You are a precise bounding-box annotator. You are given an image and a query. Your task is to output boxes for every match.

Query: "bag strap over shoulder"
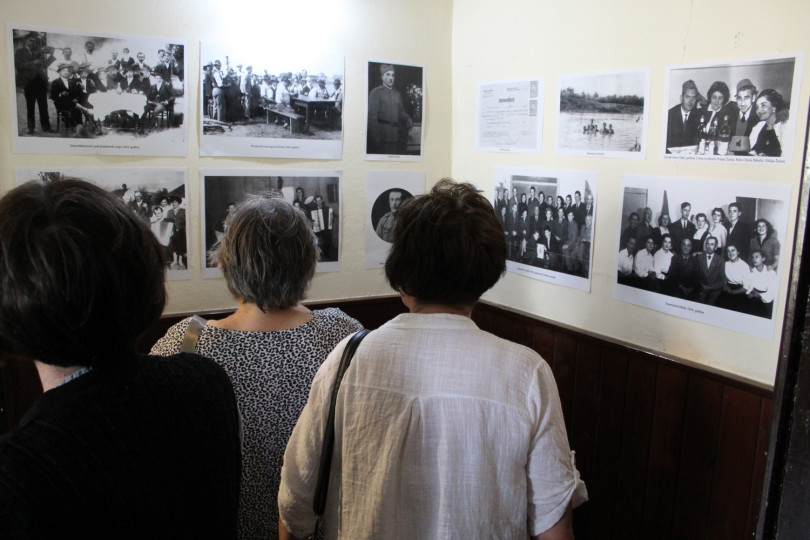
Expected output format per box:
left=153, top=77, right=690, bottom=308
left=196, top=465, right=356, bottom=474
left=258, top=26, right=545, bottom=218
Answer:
left=313, top=329, right=371, bottom=516
left=180, top=315, right=208, bottom=353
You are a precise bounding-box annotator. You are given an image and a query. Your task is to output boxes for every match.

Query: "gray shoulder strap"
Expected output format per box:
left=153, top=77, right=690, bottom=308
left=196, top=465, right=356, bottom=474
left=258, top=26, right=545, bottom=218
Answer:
left=180, top=315, right=208, bottom=353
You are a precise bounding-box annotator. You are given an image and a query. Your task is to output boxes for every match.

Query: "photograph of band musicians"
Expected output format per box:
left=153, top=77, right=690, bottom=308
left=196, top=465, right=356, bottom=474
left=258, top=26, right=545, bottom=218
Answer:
left=200, top=43, right=343, bottom=138
left=18, top=169, right=189, bottom=277
left=663, top=55, right=797, bottom=159
left=12, top=28, right=184, bottom=137
left=617, top=186, right=786, bottom=319
left=203, top=173, right=340, bottom=265
left=494, top=179, right=595, bottom=278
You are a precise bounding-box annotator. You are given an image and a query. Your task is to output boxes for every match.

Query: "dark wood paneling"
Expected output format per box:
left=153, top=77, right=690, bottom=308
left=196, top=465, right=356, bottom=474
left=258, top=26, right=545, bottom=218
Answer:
left=612, top=353, right=658, bottom=539
left=582, top=347, right=629, bottom=537
left=708, top=386, right=764, bottom=539
left=553, top=332, right=578, bottom=429
left=640, top=365, right=688, bottom=536
left=671, top=375, right=724, bottom=538
left=0, top=296, right=773, bottom=539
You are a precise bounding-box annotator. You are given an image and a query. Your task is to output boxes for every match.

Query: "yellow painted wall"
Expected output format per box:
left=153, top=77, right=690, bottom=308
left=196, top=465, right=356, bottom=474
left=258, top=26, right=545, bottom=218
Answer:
left=452, top=0, right=810, bottom=385
left=0, top=0, right=453, bottom=313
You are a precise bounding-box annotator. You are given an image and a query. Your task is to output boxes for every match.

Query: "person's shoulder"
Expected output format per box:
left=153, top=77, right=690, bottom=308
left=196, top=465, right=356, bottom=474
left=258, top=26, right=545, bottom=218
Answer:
left=312, top=308, right=364, bottom=331
left=142, top=351, right=230, bottom=386
left=148, top=317, right=193, bottom=356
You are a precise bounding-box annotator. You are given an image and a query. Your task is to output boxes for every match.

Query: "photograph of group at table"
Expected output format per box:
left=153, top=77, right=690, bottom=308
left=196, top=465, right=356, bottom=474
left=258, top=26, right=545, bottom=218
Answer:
left=201, top=57, right=343, bottom=135
left=662, top=54, right=800, bottom=163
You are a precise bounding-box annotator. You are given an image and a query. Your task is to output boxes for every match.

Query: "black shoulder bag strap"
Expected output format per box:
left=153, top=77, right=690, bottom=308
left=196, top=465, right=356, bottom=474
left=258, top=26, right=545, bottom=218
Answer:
left=180, top=315, right=208, bottom=353
left=312, top=328, right=371, bottom=519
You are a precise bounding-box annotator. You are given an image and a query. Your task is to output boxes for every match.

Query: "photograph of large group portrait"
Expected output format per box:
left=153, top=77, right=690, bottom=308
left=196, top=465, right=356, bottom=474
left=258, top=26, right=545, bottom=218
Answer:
left=614, top=175, right=791, bottom=339
left=199, top=41, right=343, bottom=159
left=493, top=167, right=598, bottom=292
left=9, top=25, right=187, bottom=156
left=662, top=53, right=802, bottom=164
left=201, top=171, right=342, bottom=278
left=555, top=68, right=650, bottom=159
left=15, top=167, right=190, bottom=281
left=365, top=60, right=424, bottom=161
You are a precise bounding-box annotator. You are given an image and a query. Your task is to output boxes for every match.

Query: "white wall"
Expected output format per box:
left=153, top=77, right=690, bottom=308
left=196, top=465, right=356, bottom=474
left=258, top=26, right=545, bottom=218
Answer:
left=3, top=0, right=808, bottom=386
left=0, top=0, right=453, bottom=313
left=451, top=0, right=810, bottom=385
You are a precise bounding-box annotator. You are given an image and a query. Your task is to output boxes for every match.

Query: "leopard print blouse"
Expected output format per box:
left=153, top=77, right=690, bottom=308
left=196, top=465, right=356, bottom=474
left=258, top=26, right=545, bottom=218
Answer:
left=150, top=308, right=363, bottom=539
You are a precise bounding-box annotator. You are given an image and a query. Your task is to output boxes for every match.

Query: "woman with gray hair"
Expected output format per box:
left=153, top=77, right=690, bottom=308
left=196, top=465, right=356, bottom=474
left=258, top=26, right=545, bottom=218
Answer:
left=151, top=194, right=362, bottom=539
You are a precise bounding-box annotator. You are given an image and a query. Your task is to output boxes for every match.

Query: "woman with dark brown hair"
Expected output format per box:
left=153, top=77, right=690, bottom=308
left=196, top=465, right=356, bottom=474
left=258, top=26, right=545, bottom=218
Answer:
left=280, top=179, right=586, bottom=540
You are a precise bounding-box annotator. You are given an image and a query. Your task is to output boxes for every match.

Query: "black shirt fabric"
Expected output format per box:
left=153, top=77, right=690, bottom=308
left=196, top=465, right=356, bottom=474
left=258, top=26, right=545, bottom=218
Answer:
left=0, top=353, right=241, bottom=539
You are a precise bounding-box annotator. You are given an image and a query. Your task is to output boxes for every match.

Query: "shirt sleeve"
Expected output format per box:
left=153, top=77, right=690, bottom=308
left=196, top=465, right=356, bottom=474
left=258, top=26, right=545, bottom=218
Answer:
left=526, top=360, right=588, bottom=536
left=148, top=318, right=190, bottom=356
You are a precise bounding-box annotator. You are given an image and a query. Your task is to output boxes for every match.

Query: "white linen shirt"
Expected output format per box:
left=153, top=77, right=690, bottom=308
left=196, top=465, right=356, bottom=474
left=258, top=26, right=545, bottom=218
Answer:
left=279, top=313, right=587, bottom=539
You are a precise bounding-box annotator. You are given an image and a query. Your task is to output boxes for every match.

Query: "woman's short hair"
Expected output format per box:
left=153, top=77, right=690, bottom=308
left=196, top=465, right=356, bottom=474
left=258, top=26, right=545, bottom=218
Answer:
left=754, top=217, right=773, bottom=236
left=707, top=81, right=730, bottom=104
left=385, top=179, right=507, bottom=309
left=0, top=178, right=166, bottom=367
left=210, top=194, right=317, bottom=311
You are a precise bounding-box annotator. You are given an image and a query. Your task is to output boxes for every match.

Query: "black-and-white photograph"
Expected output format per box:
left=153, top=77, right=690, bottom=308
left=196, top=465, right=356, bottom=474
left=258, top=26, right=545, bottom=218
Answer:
left=614, top=175, right=791, bottom=339
left=201, top=170, right=342, bottom=277
left=493, top=167, right=597, bottom=292
left=200, top=41, right=343, bottom=159
left=365, top=170, right=425, bottom=269
left=555, top=68, right=650, bottom=158
left=662, top=53, right=802, bottom=164
left=365, top=60, right=424, bottom=162
left=9, top=25, right=186, bottom=156
left=15, top=167, right=190, bottom=280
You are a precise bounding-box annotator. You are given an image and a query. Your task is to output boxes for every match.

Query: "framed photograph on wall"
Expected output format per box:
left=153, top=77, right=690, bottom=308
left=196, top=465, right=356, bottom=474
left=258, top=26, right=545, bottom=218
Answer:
left=200, top=41, right=343, bottom=159
left=365, top=170, right=425, bottom=269
left=200, top=170, right=342, bottom=277
left=8, top=24, right=187, bottom=156
left=555, top=68, right=650, bottom=159
left=365, top=59, right=424, bottom=161
left=614, top=174, right=791, bottom=339
left=493, top=166, right=598, bottom=292
left=15, top=167, right=190, bottom=281
left=661, top=53, right=803, bottom=164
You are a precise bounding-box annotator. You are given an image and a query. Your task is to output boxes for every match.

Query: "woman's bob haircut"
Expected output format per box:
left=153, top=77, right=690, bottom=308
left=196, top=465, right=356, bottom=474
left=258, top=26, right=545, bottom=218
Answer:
left=385, top=178, right=507, bottom=309
left=210, top=194, right=318, bottom=311
left=0, top=178, right=166, bottom=367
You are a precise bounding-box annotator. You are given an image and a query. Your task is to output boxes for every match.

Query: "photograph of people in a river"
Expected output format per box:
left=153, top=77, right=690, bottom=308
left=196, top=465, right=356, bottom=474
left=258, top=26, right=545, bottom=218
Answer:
left=555, top=68, right=650, bottom=159
left=661, top=54, right=801, bottom=165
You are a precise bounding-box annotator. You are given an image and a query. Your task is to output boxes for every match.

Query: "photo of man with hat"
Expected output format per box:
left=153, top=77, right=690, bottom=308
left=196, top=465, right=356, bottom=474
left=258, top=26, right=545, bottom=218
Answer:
left=367, top=62, right=414, bottom=155
left=15, top=32, right=56, bottom=134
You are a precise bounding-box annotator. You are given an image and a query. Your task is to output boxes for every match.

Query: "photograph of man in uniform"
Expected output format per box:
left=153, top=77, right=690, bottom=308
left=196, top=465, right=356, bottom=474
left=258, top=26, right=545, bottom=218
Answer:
left=366, top=60, right=423, bottom=159
left=373, top=188, right=412, bottom=243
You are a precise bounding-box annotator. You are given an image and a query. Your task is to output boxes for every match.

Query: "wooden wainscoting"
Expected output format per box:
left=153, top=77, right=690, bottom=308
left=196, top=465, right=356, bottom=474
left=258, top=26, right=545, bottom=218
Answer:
left=0, top=296, right=769, bottom=538
left=471, top=300, right=772, bottom=540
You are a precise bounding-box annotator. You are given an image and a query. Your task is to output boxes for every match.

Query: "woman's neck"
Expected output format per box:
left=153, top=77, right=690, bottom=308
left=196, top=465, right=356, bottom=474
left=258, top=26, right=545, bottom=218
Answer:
left=210, top=301, right=313, bottom=332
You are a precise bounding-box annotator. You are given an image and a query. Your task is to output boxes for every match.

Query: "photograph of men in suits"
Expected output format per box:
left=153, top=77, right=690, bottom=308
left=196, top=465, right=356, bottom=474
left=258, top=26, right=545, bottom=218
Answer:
left=697, top=237, right=725, bottom=305
left=669, top=202, right=696, bottom=255
left=15, top=32, right=56, bottom=135
left=665, top=79, right=701, bottom=152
